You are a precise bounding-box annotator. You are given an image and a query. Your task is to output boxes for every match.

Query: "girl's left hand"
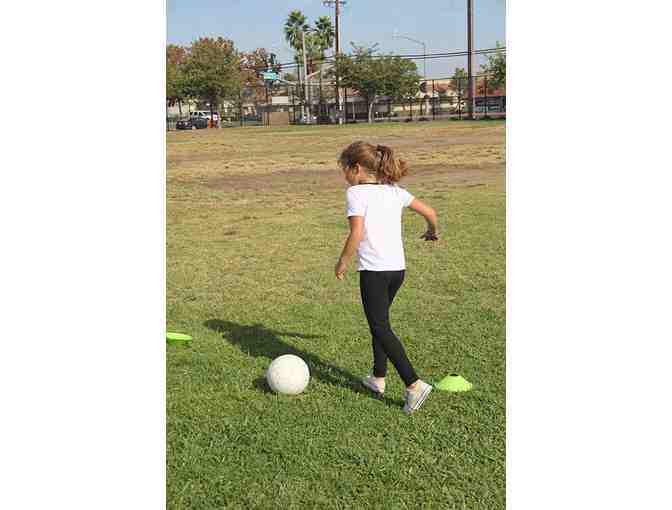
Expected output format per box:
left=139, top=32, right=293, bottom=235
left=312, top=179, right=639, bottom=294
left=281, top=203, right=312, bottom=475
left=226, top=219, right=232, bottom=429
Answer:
left=335, top=260, right=347, bottom=280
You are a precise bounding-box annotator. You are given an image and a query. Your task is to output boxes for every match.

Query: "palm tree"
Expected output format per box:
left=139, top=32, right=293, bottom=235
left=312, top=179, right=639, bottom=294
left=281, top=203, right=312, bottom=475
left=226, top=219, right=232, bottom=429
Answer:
left=284, top=10, right=309, bottom=56
left=284, top=12, right=334, bottom=73
left=284, top=10, right=310, bottom=97
left=314, top=16, right=335, bottom=56
left=284, top=12, right=335, bottom=119
left=311, top=16, right=335, bottom=117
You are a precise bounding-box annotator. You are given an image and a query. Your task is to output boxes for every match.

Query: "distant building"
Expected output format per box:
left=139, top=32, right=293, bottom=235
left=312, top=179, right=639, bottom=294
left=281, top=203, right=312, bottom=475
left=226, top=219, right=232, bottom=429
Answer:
left=226, top=77, right=505, bottom=124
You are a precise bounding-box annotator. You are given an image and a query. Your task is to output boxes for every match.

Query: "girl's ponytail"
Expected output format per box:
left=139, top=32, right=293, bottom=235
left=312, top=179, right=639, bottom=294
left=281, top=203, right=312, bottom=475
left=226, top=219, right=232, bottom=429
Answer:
left=338, top=141, right=408, bottom=183
left=375, top=145, right=408, bottom=184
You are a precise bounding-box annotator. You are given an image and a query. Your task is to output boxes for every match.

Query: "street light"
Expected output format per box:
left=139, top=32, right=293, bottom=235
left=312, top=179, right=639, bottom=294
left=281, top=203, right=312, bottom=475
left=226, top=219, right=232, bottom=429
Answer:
left=301, top=29, right=311, bottom=123
left=350, top=41, right=379, bottom=52
left=392, top=31, right=427, bottom=79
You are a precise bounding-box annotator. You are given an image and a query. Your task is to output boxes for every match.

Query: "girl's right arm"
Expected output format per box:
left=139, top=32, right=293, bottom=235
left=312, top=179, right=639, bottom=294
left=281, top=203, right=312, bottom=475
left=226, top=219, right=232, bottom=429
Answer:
left=408, top=198, right=438, bottom=241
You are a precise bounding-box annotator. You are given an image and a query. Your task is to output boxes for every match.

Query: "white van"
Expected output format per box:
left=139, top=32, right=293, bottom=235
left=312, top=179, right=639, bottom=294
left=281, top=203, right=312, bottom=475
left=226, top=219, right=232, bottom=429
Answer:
left=190, top=110, right=220, bottom=122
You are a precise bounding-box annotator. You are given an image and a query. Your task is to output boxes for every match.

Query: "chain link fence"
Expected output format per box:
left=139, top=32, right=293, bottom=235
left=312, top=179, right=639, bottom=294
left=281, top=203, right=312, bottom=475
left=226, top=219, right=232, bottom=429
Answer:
left=167, top=75, right=505, bottom=130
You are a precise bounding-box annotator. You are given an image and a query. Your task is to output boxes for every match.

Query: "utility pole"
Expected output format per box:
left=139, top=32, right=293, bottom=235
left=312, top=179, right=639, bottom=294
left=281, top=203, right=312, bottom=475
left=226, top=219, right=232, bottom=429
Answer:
left=324, top=0, right=346, bottom=124
left=467, top=0, right=475, bottom=119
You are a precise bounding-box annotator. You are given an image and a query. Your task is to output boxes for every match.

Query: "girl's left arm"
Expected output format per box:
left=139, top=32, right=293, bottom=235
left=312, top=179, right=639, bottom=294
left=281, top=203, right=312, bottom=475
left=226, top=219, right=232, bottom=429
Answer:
left=335, top=216, right=364, bottom=280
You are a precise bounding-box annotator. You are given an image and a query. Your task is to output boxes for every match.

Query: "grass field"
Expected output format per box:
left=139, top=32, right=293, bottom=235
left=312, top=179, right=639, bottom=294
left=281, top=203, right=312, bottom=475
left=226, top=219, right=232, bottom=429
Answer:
left=167, top=120, right=506, bottom=509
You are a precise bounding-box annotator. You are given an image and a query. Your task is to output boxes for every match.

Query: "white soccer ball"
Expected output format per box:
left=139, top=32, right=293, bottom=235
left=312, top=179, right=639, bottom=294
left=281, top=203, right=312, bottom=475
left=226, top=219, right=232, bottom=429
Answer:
left=266, top=354, right=310, bottom=395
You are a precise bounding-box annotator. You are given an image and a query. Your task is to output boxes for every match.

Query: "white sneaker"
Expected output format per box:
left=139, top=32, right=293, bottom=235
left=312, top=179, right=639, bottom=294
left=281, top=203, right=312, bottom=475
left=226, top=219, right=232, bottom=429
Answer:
left=362, top=375, right=385, bottom=395
left=403, top=380, right=433, bottom=415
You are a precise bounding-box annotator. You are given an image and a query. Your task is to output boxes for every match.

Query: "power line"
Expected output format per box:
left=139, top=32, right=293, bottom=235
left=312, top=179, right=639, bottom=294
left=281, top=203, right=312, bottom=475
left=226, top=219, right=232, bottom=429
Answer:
left=244, top=46, right=505, bottom=72
left=372, top=47, right=504, bottom=59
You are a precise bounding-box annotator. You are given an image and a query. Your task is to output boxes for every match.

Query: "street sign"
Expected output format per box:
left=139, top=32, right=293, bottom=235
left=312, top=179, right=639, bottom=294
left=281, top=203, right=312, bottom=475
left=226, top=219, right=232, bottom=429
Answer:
left=262, top=71, right=279, bottom=82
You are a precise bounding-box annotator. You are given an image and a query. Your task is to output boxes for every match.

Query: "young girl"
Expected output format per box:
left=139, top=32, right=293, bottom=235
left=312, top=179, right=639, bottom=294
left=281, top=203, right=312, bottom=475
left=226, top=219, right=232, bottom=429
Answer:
left=335, top=141, right=438, bottom=415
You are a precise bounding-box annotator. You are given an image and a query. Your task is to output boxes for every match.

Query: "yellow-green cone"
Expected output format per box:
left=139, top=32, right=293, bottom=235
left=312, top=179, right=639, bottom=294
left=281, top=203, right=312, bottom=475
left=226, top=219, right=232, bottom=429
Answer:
left=435, top=373, right=473, bottom=392
left=167, top=332, right=192, bottom=345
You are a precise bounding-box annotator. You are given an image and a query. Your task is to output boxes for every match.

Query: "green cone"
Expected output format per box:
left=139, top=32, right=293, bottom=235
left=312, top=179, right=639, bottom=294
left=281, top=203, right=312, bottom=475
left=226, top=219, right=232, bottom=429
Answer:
left=434, top=373, right=473, bottom=392
left=167, top=332, right=192, bottom=345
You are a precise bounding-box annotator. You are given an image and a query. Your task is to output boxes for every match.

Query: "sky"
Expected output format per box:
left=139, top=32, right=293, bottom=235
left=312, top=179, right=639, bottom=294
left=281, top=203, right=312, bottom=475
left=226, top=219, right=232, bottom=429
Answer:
left=167, top=0, right=505, bottom=78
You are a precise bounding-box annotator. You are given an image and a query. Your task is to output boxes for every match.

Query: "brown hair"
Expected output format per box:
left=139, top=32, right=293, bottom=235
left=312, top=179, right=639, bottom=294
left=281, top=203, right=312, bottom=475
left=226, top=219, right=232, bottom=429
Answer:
left=338, top=141, right=408, bottom=184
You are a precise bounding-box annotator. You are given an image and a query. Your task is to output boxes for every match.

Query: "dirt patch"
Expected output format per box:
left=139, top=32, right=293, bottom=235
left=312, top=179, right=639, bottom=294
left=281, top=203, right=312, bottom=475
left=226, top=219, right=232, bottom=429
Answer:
left=167, top=125, right=505, bottom=174
left=382, top=133, right=505, bottom=150
left=406, top=162, right=504, bottom=186
left=203, top=163, right=504, bottom=194
left=204, top=167, right=343, bottom=193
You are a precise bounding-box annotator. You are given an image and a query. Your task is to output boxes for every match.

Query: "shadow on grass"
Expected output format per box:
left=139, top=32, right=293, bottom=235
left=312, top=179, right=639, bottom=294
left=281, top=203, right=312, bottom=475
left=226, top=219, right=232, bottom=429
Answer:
left=204, top=319, right=403, bottom=408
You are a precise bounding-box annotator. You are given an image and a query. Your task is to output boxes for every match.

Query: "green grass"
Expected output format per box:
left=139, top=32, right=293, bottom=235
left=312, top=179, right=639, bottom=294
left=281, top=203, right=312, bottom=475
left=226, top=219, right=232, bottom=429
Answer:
left=167, top=120, right=505, bottom=509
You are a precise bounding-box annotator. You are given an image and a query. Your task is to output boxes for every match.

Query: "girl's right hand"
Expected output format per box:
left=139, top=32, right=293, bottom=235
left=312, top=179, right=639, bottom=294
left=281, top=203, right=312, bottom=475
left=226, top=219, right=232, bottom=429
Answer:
left=420, top=230, right=438, bottom=241
left=335, top=259, right=348, bottom=280
left=408, top=199, right=438, bottom=242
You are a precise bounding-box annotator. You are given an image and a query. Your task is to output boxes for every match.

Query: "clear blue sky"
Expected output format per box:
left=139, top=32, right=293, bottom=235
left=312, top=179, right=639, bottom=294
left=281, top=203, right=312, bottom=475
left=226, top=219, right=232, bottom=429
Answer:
left=167, top=0, right=505, bottom=78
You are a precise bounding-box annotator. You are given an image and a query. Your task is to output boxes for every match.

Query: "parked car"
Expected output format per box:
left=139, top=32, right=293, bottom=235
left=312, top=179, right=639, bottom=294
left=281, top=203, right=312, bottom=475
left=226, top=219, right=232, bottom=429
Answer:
left=297, top=114, right=318, bottom=124
left=176, top=117, right=208, bottom=130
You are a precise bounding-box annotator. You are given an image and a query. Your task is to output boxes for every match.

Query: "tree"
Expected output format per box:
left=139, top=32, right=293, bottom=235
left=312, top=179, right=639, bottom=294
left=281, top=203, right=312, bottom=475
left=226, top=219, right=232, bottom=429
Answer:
left=166, top=44, right=188, bottom=116
left=284, top=10, right=309, bottom=52
left=284, top=10, right=310, bottom=75
left=449, top=67, right=468, bottom=98
left=336, top=44, right=420, bottom=123
left=314, top=16, right=335, bottom=54
left=240, top=48, right=282, bottom=104
left=284, top=11, right=334, bottom=76
left=480, top=41, right=506, bottom=92
left=311, top=16, right=335, bottom=113
left=181, top=37, right=241, bottom=122
left=284, top=11, right=336, bottom=119
left=240, top=48, right=281, bottom=80
left=240, top=48, right=269, bottom=85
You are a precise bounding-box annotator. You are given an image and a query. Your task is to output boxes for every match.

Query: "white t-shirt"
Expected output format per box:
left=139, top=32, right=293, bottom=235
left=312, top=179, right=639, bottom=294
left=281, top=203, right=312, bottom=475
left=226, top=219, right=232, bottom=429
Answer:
left=346, top=184, right=415, bottom=271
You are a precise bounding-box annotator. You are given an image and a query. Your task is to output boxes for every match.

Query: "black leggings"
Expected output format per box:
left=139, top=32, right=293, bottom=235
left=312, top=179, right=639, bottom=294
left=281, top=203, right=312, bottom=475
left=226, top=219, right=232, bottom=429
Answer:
left=359, top=270, right=419, bottom=387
